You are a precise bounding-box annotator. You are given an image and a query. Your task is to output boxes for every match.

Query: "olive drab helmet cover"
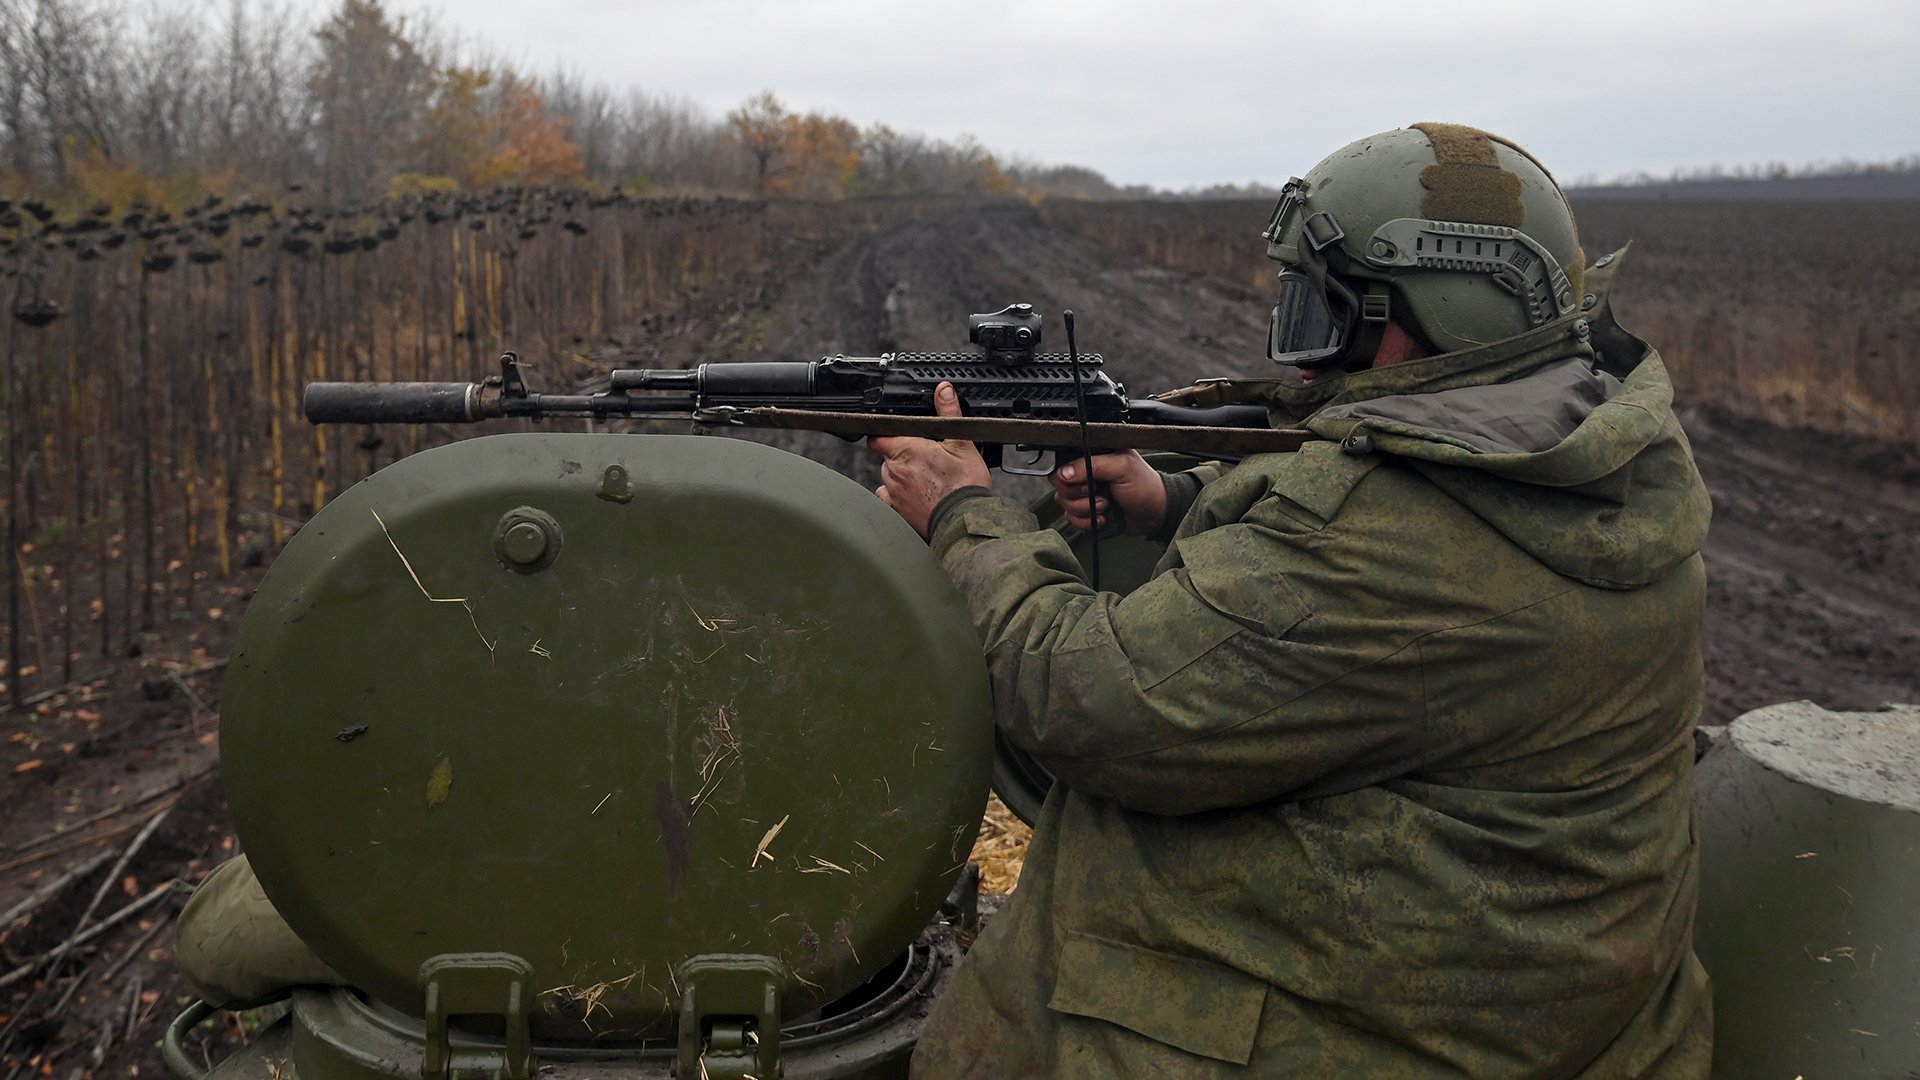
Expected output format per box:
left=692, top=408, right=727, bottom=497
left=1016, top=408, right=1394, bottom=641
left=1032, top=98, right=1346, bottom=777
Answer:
left=1261, top=122, right=1585, bottom=370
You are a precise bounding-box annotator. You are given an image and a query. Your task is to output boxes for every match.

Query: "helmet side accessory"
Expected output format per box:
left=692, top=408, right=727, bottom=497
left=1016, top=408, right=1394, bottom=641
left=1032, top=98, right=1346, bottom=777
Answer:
left=1363, top=219, right=1577, bottom=330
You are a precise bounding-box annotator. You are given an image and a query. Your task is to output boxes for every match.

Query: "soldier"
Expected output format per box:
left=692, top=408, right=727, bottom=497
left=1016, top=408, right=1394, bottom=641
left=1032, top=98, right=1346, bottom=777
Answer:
left=869, top=124, right=1713, bottom=1076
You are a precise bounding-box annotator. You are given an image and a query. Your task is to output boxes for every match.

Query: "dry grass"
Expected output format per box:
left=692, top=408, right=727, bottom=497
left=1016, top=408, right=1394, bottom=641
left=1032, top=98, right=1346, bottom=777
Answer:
left=969, top=794, right=1031, bottom=895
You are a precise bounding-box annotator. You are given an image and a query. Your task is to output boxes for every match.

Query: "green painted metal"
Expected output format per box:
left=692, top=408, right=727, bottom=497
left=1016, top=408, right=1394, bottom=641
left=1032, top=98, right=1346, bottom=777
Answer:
left=220, top=434, right=994, bottom=1044
left=199, top=925, right=962, bottom=1080
left=1694, top=701, right=1920, bottom=1078
left=162, top=1000, right=217, bottom=1080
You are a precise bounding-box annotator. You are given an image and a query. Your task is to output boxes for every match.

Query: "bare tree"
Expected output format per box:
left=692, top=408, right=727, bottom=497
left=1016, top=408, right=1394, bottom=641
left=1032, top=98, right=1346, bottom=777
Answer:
left=542, top=67, right=619, bottom=181
left=119, top=5, right=206, bottom=176
left=858, top=123, right=925, bottom=196
left=614, top=89, right=734, bottom=193
left=1003, top=161, right=1121, bottom=199
left=308, top=0, right=432, bottom=201
left=11, top=0, right=122, bottom=181
left=208, top=0, right=316, bottom=188
left=0, top=0, right=32, bottom=178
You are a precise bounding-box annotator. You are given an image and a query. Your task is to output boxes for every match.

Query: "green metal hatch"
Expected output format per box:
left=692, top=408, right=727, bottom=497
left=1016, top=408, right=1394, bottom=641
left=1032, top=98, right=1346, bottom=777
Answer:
left=220, top=433, right=994, bottom=1040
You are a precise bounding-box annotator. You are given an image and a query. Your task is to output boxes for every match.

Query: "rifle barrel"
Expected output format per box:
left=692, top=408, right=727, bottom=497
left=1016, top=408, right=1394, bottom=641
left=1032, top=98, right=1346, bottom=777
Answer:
left=304, top=382, right=480, bottom=424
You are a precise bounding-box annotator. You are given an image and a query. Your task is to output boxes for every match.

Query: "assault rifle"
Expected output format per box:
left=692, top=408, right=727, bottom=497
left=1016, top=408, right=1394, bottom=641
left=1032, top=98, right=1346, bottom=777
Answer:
left=303, top=304, right=1311, bottom=472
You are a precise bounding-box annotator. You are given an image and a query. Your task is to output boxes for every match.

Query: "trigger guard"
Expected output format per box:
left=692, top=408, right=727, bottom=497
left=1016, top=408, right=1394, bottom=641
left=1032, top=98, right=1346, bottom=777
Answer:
left=999, top=447, right=1056, bottom=477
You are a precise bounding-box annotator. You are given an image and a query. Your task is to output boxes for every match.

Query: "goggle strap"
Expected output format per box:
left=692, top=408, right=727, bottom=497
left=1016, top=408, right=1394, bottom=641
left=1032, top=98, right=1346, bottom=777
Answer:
left=1361, top=284, right=1391, bottom=323
left=1341, top=306, right=1390, bottom=374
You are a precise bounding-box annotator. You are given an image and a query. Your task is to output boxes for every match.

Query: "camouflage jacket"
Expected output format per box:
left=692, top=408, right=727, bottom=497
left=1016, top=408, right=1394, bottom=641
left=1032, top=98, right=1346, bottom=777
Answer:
left=911, top=313, right=1714, bottom=1077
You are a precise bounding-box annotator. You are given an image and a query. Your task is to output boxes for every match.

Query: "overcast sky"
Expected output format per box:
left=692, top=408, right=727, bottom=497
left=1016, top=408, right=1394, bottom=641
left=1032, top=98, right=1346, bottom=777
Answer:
left=290, top=0, right=1917, bottom=189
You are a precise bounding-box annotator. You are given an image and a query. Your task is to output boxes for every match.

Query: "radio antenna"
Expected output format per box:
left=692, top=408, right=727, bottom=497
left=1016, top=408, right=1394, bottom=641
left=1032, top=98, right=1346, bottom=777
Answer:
left=1063, top=310, right=1100, bottom=590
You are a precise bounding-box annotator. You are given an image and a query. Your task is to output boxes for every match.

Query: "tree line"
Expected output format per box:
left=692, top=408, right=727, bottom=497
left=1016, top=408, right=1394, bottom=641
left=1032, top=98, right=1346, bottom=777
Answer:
left=0, top=0, right=1161, bottom=211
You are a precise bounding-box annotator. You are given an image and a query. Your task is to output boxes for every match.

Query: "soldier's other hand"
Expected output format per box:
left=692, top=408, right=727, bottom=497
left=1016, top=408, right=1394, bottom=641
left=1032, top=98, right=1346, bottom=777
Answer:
left=868, top=382, right=991, bottom=539
left=1050, top=451, right=1167, bottom=537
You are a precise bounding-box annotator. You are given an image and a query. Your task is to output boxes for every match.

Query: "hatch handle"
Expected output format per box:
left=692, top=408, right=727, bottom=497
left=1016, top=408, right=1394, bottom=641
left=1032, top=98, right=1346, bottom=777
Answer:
left=676, top=954, right=784, bottom=1080
left=161, top=1000, right=217, bottom=1080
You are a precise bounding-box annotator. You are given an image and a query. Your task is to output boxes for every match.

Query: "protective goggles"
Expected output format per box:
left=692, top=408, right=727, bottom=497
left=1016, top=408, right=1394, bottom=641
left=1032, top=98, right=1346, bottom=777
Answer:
left=1267, top=268, right=1361, bottom=368
left=1263, top=177, right=1368, bottom=369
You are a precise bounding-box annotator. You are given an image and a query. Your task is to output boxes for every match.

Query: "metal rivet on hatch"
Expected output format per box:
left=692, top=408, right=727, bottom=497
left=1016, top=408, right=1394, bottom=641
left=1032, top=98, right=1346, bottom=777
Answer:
left=494, top=507, right=562, bottom=572
left=503, top=521, right=548, bottom=565
left=597, top=464, right=634, bottom=504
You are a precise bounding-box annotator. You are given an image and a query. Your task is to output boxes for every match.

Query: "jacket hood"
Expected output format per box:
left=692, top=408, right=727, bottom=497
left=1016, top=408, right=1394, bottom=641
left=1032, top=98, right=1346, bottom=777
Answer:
left=1321, top=348, right=1707, bottom=588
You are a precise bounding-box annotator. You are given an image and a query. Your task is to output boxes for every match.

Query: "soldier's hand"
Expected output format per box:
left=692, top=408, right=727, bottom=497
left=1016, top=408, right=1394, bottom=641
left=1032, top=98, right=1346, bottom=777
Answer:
left=1050, top=451, right=1167, bottom=537
left=868, top=382, right=991, bottom=539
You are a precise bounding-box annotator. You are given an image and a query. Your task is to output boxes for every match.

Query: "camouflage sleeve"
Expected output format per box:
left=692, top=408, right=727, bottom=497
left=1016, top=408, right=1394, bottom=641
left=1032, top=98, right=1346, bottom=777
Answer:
left=175, top=854, right=349, bottom=1008
left=1147, top=462, right=1229, bottom=543
left=930, top=494, right=1429, bottom=816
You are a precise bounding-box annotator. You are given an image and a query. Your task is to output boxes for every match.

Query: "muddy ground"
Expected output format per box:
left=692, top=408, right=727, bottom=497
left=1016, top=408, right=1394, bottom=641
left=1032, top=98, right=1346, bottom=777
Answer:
left=3, top=201, right=1915, bottom=1080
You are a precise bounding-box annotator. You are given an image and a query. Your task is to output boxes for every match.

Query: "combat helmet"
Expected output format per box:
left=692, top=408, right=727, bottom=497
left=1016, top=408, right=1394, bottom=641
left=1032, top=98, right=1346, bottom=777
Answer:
left=1260, top=123, right=1584, bottom=370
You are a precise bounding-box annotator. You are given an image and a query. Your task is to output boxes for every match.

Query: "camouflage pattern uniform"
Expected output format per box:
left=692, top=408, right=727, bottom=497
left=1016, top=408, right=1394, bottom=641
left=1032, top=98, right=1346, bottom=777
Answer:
left=910, top=311, right=1714, bottom=1076
left=175, top=854, right=347, bottom=1009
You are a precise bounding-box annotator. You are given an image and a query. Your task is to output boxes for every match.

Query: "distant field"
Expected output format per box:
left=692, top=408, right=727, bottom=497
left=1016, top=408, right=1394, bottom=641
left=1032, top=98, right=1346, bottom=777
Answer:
left=1567, top=171, right=1920, bottom=201
left=1577, top=199, right=1919, bottom=438
left=1038, top=197, right=1920, bottom=442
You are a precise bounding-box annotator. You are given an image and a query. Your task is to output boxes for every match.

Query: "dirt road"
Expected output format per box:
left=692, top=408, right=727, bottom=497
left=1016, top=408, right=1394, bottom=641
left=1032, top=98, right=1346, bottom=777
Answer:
left=3, top=201, right=1913, bottom=1080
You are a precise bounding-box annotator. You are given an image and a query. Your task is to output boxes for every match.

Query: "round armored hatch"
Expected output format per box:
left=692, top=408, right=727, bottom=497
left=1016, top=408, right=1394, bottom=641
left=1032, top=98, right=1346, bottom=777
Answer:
left=222, top=434, right=993, bottom=1038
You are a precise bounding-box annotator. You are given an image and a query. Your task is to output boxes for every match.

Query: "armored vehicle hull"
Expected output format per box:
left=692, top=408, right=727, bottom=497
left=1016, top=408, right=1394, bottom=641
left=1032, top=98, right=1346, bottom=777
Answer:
left=1694, top=701, right=1920, bottom=1079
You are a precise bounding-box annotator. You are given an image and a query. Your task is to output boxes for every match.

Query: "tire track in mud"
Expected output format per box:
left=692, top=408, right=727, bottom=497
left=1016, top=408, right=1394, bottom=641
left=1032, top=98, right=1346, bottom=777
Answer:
left=636, top=203, right=1920, bottom=724
left=1686, top=410, right=1920, bottom=723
